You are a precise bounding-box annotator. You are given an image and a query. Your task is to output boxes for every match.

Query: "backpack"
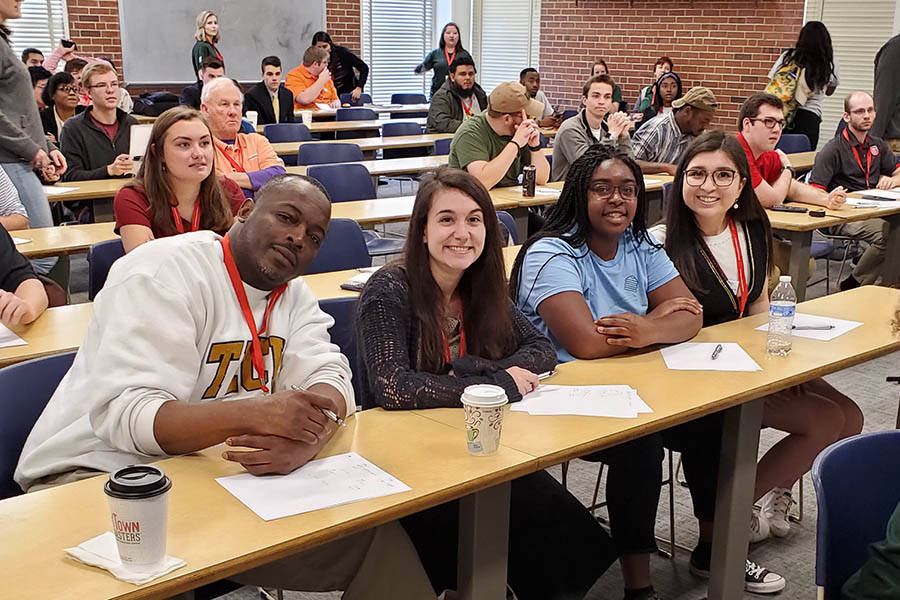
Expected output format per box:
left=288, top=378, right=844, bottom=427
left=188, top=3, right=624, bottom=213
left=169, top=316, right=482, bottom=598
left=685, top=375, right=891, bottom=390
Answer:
left=764, top=61, right=803, bottom=126
left=132, top=92, right=179, bottom=117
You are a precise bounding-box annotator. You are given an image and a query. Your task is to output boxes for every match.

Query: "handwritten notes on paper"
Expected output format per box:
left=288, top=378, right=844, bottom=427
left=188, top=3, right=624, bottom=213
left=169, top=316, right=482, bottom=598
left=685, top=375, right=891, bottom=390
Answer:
left=512, top=384, right=651, bottom=418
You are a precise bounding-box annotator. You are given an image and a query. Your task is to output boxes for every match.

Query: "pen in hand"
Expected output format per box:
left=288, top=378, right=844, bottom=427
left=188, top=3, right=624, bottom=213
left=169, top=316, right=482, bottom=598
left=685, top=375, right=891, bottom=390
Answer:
left=538, top=370, right=555, bottom=381
left=710, top=344, right=723, bottom=360
left=291, top=384, right=347, bottom=427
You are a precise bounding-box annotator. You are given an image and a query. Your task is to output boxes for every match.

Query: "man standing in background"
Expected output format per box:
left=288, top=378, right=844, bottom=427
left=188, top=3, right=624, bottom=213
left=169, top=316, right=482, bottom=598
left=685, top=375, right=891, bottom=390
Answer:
left=872, top=33, right=900, bottom=152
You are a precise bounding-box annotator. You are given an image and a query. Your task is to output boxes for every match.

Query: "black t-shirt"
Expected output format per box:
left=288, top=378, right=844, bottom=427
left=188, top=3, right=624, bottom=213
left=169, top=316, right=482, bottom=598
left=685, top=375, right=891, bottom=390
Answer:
left=809, top=131, right=900, bottom=192
left=0, top=224, right=37, bottom=293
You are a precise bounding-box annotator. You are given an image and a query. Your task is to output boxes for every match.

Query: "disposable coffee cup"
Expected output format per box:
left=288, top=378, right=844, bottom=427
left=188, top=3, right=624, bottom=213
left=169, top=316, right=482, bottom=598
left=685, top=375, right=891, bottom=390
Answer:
left=300, top=110, right=313, bottom=126
left=104, top=465, right=172, bottom=571
left=460, top=384, right=508, bottom=456
left=245, top=110, right=258, bottom=129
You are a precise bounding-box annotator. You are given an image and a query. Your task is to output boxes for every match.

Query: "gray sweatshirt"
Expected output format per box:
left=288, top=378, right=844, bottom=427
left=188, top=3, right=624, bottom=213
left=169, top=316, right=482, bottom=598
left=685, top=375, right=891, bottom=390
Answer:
left=551, top=109, right=632, bottom=181
left=873, top=34, right=900, bottom=140
left=0, top=27, right=52, bottom=164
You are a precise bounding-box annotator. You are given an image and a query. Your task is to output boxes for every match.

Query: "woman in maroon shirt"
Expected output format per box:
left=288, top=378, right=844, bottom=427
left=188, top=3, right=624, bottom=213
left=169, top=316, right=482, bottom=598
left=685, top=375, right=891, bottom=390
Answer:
left=114, top=106, right=247, bottom=252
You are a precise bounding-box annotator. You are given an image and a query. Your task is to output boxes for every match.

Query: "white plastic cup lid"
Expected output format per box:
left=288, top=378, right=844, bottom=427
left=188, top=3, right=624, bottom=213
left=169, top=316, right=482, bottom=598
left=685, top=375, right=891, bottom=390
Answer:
left=461, top=384, right=508, bottom=407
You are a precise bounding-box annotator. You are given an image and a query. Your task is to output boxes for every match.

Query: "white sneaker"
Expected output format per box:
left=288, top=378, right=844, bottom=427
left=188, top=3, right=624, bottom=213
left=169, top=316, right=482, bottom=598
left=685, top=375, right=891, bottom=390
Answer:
left=762, top=487, right=794, bottom=538
left=750, top=505, right=771, bottom=543
left=745, top=559, right=786, bottom=594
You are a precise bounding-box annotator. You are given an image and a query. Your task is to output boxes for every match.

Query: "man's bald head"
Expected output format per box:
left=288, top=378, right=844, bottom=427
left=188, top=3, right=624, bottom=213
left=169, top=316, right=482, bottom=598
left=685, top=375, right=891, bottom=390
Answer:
left=843, top=91, right=876, bottom=135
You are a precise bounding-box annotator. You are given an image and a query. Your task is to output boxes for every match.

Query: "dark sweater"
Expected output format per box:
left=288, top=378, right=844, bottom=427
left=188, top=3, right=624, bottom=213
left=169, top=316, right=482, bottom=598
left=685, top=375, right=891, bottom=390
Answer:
left=179, top=80, right=202, bottom=110
left=425, top=78, right=488, bottom=134
left=59, top=107, right=137, bottom=181
left=329, top=45, right=369, bottom=96
left=356, top=263, right=557, bottom=410
left=873, top=34, right=900, bottom=139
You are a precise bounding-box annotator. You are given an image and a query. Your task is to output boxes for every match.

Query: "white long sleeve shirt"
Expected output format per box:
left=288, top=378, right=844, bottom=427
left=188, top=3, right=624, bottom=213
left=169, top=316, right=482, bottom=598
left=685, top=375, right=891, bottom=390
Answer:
left=15, top=231, right=354, bottom=491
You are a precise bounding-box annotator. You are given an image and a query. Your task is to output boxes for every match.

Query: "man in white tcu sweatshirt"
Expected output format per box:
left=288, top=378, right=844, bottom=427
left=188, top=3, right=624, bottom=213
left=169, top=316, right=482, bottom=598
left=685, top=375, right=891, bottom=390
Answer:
left=15, top=174, right=436, bottom=599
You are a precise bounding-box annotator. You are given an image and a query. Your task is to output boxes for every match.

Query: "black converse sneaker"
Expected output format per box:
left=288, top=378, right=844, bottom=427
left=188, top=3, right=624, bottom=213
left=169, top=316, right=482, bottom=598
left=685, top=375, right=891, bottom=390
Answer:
left=745, top=559, right=786, bottom=594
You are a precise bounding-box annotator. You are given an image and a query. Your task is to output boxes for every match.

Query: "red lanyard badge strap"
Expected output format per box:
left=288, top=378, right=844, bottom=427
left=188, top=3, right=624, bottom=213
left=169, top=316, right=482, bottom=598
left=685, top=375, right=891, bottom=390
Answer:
left=170, top=200, right=201, bottom=235
left=728, top=220, right=749, bottom=317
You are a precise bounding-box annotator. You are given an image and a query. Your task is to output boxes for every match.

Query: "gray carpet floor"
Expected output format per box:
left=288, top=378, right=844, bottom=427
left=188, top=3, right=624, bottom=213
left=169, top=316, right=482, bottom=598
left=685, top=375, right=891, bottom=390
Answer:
left=66, top=179, right=899, bottom=599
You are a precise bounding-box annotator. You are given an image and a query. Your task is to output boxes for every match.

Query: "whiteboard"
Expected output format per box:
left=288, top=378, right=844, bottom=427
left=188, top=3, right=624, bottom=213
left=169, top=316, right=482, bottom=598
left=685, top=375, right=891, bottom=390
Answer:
left=118, top=0, right=326, bottom=84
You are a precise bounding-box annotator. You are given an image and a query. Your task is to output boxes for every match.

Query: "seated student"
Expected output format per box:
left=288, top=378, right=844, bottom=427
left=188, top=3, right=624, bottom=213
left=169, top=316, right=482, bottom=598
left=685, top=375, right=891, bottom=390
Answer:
left=286, top=46, right=340, bottom=110
left=591, top=59, right=623, bottom=112
left=656, top=130, right=862, bottom=546
left=632, top=87, right=718, bottom=174
left=425, top=55, right=487, bottom=134
left=43, top=42, right=133, bottom=113
left=0, top=223, right=48, bottom=326
left=114, top=106, right=247, bottom=252
left=356, top=166, right=615, bottom=599
left=243, top=56, right=295, bottom=126
left=15, top=174, right=436, bottom=600
left=0, top=167, right=28, bottom=231
left=21, top=47, right=43, bottom=67
left=29, top=66, right=51, bottom=110
left=635, top=56, right=673, bottom=113
left=520, top=68, right=561, bottom=128
left=809, top=91, right=896, bottom=289
left=39, top=72, right=80, bottom=143
left=60, top=62, right=138, bottom=181
left=510, top=144, right=785, bottom=596
left=552, top=74, right=633, bottom=181
left=200, top=77, right=286, bottom=199
left=448, top=81, right=549, bottom=190
left=62, top=58, right=91, bottom=107
left=180, top=56, right=225, bottom=110
left=638, top=72, right=682, bottom=126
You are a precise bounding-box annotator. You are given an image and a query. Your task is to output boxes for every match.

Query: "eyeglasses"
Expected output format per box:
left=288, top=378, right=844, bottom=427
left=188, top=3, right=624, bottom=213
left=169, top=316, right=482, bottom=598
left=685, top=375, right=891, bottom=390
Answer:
left=849, top=107, right=876, bottom=116
left=588, top=182, right=638, bottom=200
left=58, top=85, right=78, bottom=93
left=87, top=81, right=120, bottom=91
left=684, top=168, right=737, bottom=187
left=750, top=117, right=785, bottom=130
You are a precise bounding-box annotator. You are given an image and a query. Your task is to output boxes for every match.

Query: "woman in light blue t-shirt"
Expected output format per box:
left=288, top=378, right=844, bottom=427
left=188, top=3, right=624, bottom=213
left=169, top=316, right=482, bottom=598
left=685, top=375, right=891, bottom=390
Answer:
left=509, top=144, right=780, bottom=598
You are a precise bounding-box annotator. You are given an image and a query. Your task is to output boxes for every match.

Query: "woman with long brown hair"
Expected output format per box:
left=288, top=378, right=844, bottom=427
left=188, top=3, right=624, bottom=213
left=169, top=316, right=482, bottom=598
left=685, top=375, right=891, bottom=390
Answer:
left=113, top=106, right=246, bottom=252
left=356, top=166, right=615, bottom=599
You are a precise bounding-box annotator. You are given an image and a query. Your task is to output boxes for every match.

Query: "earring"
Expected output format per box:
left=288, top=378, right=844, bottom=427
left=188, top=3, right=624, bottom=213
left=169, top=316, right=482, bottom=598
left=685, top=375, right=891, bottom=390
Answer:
left=161, top=163, right=167, bottom=172
left=732, top=202, right=738, bottom=209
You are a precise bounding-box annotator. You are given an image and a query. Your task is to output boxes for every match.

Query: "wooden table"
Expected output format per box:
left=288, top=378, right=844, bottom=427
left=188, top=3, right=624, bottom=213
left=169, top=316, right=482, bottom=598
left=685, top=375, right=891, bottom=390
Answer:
left=767, top=198, right=900, bottom=301
left=329, top=194, right=521, bottom=227
left=258, top=118, right=428, bottom=134
left=0, top=303, right=93, bottom=368
left=11, top=223, right=117, bottom=259
left=787, top=151, right=816, bottom=170
left=302, top=104, right=431, bottom=118
left=271, top=133, right=454, bottom=157
left=44, top=180, right=126, bottom=204
left=416, top=286, right=900, bottom=599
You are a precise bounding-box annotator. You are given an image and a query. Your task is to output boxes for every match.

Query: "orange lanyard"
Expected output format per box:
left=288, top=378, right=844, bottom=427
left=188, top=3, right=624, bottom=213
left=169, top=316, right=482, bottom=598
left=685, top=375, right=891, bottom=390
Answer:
left=728, top=220, right=749, bottom=317
left=221, top=143, right=246, bottom=173
left=441, top=300, right=466, bottom=363
left=461, top=96, right=474, bottom=117
left=844, top=129, right=873, bottom=188
left=220, top=234, right=286, bottom=393
left=170, top=201, right=201, bottom=234
left=444, top=47, right=456, bottom=68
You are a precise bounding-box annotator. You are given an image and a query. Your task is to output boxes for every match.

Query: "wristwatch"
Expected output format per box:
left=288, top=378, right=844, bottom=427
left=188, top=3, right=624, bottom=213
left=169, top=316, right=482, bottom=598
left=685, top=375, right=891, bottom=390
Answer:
left=781, top=165, right=796, bottom=177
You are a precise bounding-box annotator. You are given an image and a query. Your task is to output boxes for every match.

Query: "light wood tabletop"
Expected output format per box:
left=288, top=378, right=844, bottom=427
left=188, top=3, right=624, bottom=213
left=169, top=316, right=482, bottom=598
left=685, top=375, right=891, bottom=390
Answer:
left=44, top=180, right=127, bottom=203
left=329, top=194, right=521, bottom=226
left=300, top=104, right=431, bottom=118
left=787, top=151, right=816, bottom=170
left=271, top=133, right=454, bottom=156
left=11, top=223, right=118, bottom=259
left=0, top=303, right=93, bottom=368
left=0, top=409, right=537, bottom=600
left=490, top=175, right=673, bottom=208
left=258, top=118, right=428, bottom=134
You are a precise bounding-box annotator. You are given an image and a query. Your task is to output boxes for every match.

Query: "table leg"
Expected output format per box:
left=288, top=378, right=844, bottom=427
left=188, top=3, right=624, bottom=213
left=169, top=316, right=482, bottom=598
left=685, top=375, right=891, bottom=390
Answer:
left=708, top=398, right=764, bottom=600
left=508, top=207, right=530, bottom=244
left=784, top=230, right=812, bottom=302
left=881, top=214, right=900, bottom=287
left=458, top=482, right=511, bottom=600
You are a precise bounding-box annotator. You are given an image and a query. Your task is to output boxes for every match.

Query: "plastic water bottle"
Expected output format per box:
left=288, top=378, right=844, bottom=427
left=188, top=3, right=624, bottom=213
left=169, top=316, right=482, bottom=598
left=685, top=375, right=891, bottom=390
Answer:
left=767, top=275, right=796, bottom=356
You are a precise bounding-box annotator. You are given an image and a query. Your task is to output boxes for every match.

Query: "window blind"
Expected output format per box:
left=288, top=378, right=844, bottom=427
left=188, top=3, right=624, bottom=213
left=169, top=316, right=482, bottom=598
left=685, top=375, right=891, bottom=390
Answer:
left=7, top=0, right=68, bottom=61
left=472, top=0, right=540, bottom=95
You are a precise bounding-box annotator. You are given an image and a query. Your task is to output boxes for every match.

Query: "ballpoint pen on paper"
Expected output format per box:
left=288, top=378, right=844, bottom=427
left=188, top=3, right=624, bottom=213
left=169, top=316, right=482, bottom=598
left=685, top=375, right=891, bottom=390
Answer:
left=538, top=370, right=556, bottom=380
left=710, top=344, right=723, bottom=360
left=291, top=385, right=347, bottom=427
left=793, top=325, right=835, bottom=330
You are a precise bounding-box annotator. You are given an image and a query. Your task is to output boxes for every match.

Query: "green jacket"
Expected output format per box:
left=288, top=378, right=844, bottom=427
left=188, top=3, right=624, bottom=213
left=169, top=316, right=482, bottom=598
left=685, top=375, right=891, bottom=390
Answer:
left=843, top=500, right=900, bottom=600
left=425, top=79, right=487, bottom=134
left=191, top=40, right=222, bottom=79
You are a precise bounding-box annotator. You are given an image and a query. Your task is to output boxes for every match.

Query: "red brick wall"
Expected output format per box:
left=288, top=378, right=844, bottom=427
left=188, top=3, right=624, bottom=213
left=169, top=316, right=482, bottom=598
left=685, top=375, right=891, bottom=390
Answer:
left=327, top=0, right=362, bottom=55
left=539, top=0, right=805, bottom=128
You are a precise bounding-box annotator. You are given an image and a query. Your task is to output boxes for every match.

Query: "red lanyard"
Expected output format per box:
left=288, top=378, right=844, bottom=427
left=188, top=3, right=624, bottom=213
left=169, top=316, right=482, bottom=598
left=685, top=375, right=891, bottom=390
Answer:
left=220, top=143, right=246, bottom=173
left=728, top=220, right=749, bottom=317
left=461, top=96, right=474, bottom=117
left=170, top=201, right=201, bottom=234
left=441, top=300, right=466, bottom=363
left=444, top=48, right=456, bottom=68
left=220, top=234, right=286, bottom=393
left=844, top=129, right=873, bottom=188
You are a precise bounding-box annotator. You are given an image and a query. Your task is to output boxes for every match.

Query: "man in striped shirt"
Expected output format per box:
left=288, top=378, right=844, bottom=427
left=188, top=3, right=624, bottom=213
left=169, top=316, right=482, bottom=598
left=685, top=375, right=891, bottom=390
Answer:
left=0, top=167, right=28, bottom=231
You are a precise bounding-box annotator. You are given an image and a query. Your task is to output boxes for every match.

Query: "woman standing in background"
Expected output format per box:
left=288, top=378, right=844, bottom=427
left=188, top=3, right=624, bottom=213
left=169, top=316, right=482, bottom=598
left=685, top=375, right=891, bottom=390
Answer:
left=312, top=31, right=370, bottom=103
left=416, top=22, right=472, bottom=99
left=191, top=10, right=223, bottom=79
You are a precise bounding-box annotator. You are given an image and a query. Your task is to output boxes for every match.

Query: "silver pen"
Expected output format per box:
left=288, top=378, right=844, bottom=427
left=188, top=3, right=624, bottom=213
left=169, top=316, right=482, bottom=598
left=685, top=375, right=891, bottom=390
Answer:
left=538, top=370, right=556, bottom=380
left=793, top=325, right=835, bottom=330
left=291, top=385, right=347, bottom=427
left=710, top=344, right=723, bottom=360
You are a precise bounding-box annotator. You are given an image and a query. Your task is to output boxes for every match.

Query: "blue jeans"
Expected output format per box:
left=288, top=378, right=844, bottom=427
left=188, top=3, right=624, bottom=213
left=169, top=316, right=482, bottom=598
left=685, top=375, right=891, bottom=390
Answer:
left=1, top=162, right=57, bottom=273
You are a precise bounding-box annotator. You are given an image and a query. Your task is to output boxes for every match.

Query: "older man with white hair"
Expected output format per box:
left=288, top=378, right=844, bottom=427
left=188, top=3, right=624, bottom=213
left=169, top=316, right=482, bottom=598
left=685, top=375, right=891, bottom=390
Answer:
left=200, top=77, right=285, bottom=198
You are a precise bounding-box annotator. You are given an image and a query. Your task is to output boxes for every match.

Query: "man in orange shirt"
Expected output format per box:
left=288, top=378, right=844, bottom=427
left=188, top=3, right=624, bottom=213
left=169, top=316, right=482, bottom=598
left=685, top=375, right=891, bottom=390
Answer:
left=200, top=77, right=286, bottom=198
left=286, top=46, right=340, bottom=110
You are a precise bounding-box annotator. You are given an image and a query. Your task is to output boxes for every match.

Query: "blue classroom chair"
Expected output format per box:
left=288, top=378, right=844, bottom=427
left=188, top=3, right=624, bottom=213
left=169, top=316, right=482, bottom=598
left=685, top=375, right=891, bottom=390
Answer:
left=775, top=133, right=812, bottom=154
left=339, top=92, right=372, bottom=107
left=263, top=123, right=313, bottom=166
left=87, top=239, right=125, bottom=300
left=297, top=143, right=364, bottom=166
left=336, top=107, right=378, bottom=121
left=240, top=119, right=255, bottom=134
left=382, top=122, right=426, bottom=159
left=390, top=93, right=428, bottom=118
left=306, top=218, right=372, bottom=274
left=497, top=210, right=519, bottom=245
left=319, top=296, right=363, bottom=403
left=433, top=138, right=451, bottom=155
left=812, top=431, right=900, bottom=599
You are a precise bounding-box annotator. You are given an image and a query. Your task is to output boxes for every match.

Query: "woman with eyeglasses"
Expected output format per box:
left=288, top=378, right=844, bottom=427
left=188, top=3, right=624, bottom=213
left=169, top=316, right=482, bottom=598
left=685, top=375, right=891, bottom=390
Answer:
left=653, top=130, right=861, bottom=553
left=39, top=72, right=82, bottom=144
left=510, top=144, right=784, bottom=596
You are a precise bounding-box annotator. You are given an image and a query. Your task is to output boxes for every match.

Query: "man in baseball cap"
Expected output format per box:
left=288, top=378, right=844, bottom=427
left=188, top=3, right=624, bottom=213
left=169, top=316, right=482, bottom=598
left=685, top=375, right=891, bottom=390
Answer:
left=632, top=86, right=719, bottom=170
left=448, top=81, right=550, bottom=195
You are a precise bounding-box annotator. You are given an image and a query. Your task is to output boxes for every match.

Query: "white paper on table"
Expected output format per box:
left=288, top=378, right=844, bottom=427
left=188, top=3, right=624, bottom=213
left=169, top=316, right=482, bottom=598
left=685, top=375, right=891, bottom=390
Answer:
left=216, top=452, right=411, bottom=521
left=644, top=178, right=661, bottom=186
left=511, top=186, right=562, bottom=196
left=853, top=188, right=900, bottom=201
left=0, top=323, right=26, bottom=349
left=42, top=186, right=79, bottom=196
left=845, top=197, right=899, bottom=208
left=755, top=313, right=862, bottom=341
left=661, top=342, right=761, bottom=372
left=12, top=237, right=30, bottom=245
left=315, top=103, right=332, bottom=110
left=128, top=124, right=153, bottom=158
left=511, top=384, right=652, bottom=418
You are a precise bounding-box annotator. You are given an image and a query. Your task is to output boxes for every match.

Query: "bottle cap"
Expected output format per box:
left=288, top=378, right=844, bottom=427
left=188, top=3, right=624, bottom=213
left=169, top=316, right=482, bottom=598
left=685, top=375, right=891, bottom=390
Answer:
left=779, top=275, right=791, bottom=282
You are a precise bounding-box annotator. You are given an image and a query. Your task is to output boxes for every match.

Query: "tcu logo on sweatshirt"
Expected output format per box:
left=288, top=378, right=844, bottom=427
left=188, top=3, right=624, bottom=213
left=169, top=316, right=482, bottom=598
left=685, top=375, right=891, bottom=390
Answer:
left=201, top=336, right=286, bottom=399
